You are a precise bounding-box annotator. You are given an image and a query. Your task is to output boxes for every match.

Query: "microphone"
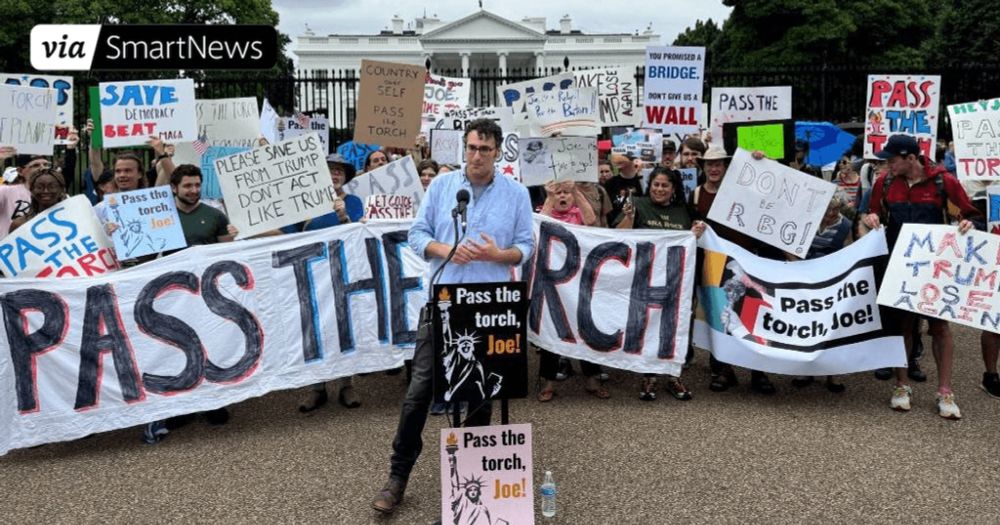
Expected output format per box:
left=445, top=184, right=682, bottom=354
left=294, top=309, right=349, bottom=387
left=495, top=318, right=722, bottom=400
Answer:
left=455, top=189, right=470, bottom=230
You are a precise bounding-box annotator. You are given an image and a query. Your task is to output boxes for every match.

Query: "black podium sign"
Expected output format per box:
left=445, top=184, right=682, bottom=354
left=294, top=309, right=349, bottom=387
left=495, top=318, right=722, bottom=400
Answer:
left=432, top=282, right=529, bottom=403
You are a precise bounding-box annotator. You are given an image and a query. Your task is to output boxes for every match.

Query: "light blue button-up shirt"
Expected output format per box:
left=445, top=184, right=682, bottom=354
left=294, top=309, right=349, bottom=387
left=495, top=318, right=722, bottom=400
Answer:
left=409, top=169, right=534, bottom=291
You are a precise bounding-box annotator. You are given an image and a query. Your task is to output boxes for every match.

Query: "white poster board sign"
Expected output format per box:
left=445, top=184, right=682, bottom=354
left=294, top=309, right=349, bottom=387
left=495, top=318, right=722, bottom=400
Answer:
left=707, top=149, right=837, bottom=256
left=519, top=137, right=598, bottom=187
left=282, top=114, right=329, bottom=154
left=525, top=86, right=599, bottom=137
left=1, top=73, right=73, bottom=144
left=0, top=84, right=58, bottom=155
left=422, top=73, right=471, bottom=132
left=437, top=106, right=515, bottom=133
left=259, top=98, right=280, bottom=144
left=709, top=86, right=792, bottom=145
left=947, top=98, right=1000, bottom=181
left=98, top=79, right=197, bottom=148
left=430, top=129, right=464, bottom=165
left=864, top=74, right=941, bottom=160
left=497, top=73, right=575, bottom=135
left=643, top=46, right=705, bottom=136
left=573, top=67, right=638, bottom=127
left=343, top=155, right=424, bottom=209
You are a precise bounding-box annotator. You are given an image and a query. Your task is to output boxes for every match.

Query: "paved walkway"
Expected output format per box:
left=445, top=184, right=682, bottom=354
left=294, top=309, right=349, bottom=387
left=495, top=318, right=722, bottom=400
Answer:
left=2, top=325, right=999, bottom=523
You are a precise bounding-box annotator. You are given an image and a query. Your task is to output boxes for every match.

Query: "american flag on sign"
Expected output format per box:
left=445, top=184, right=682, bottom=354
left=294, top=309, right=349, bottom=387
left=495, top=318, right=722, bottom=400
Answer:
left=192, top=139, right=209, bottom=156
left=295, top=112, right=310, bottom=128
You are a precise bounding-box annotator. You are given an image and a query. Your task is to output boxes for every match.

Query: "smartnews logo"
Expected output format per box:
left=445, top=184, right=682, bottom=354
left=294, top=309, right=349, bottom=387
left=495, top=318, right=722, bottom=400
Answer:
left=31, top=24, right=278, bottom=70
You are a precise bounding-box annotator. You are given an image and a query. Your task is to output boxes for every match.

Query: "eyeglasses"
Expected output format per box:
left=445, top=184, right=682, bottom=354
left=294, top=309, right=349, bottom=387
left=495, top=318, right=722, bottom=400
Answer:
left=465, top=145, right=496, bottom=156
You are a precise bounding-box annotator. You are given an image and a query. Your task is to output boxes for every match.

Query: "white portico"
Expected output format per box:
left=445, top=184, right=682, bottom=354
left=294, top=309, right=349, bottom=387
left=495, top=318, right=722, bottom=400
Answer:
left=293, top=9, right=660, bottom=75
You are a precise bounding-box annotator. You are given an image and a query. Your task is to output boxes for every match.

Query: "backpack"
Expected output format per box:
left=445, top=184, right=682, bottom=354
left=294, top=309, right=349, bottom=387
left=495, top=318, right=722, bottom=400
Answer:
left=880, top=172, right=950, bottom=225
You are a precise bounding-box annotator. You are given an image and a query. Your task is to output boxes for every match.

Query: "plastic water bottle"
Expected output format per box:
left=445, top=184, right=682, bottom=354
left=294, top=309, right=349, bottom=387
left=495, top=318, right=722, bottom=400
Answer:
left=540, top=470, right=556, bottom=518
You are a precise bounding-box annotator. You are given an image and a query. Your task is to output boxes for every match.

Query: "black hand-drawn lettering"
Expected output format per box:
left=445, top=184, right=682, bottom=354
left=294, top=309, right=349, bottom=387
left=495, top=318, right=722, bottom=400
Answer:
left=272, top=242, right=326, bottom=361
left=135, top=272, right=206, bottom=394
left=625, top=244, right=683, bottom=357
left=528, top=221, right=578, bottom=341
left=329, top=238, right=388, bottom=351
left=202, top=261, right=263, bottom=383
left=1, top=289, right=67, bottom=412
left=578, top=242, right=631, bottom=351
left=382, top=230, right=420, bottom=345
left=75, top=284, right=144, bottom=410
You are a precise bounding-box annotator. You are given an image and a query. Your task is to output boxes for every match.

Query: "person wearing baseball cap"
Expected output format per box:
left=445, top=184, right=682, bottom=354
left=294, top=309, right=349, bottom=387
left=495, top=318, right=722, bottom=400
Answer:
left=862, top=134, right=984, bottom=419
left=660, top=139, right=678, bottom=169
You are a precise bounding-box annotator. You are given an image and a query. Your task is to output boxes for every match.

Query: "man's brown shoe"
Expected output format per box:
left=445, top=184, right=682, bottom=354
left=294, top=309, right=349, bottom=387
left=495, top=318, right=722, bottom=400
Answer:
left=372, top=477, right=406, bottom=514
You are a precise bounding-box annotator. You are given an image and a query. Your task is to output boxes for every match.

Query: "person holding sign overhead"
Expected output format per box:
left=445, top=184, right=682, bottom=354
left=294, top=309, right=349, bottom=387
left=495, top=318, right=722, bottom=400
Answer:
left=7, top=168, right=67, bottom=234
left=372, top=118, right=534, bottom=516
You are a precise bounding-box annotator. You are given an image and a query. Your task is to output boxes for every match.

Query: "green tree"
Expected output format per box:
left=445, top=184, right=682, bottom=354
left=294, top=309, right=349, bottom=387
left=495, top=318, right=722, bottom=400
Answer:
left=926, top=0, right=998, bottom=64
left=673, top=18, right=723, bottom=48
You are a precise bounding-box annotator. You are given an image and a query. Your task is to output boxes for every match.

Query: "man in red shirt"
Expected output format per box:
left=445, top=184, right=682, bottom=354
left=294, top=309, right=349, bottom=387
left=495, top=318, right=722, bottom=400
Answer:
left=863, top=135, right=983, bottom=419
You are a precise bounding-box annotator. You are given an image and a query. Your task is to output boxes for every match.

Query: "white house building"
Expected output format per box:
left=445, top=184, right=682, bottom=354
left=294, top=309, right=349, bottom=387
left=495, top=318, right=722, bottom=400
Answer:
left=293, top=9, right=661, bottom=75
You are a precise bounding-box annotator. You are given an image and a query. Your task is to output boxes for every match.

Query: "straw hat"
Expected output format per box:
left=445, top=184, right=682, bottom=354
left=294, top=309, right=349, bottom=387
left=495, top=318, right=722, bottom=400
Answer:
left=701, top=144, right=730, bottom=162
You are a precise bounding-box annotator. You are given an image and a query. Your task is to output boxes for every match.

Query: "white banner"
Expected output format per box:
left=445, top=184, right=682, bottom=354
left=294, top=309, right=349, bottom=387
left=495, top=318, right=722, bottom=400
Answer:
left=436, top=106, right=515, bottom=133
left=877, top=224, right=1000, bottom=334
left=948, top=98, right=1000, bottom=181
left=524, top=216, right=696, bottom=376
left=0, top=195, right=119, bottom=278
left=0, top=83, right=58, bottom=155
left=344, top=155, right=425, bottom=209
left=98, top=79, right=197, bottom=148
left=215, top=132, right=335, bottom=239
left=0, top=220, right=425, bottom=454
left=864, top=74, right=940, bottom=160
left=1, top=73, right=73, bottom=145
left=695, top=227, right=906, bottom=374
left=709, top=86, right=792, bottom=145
left=422, top=73, right=471, bottom=133
left=573, top=67, right=638, bottom=128
left=643, top=46, right=705, bottom=135
left=708, top=149, right=837, bottom=257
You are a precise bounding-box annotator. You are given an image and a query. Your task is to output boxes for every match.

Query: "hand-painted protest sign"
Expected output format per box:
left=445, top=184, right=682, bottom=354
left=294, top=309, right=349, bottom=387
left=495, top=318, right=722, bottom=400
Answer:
left=573, top=67, right=638, bottom=127
left=694, top=226, right=906, bottom=374
left=0, top=195, right=119, bottom=278
left=437, top=106, right=516, bottom=133
left=497, top=73, right=575, bottom=136
left=344, top=155, right=425, bottom=209
left=885, top=225, right=998, bottom=328
left=643, top=46, right=705, bottom=135
left=519, top=137, right=598, bottom=187
left=260, top=98, right=280, bottom=144
left=433, top=282, right=529, bottom=403
left=422, top=73, right=471, bottom=133
left=364, top=194, right=415, bottom=220
left=612, top=129, right=663, bottom=163
left=795, top=121, right=856, bottom=167
left=0, top=84, right=58, bottom=155
left=723, top=119, right=795, bottom=161
left=0, top=220, right=426, bottom=454
left=709, top=86, right=791, bottom=145
left=864, top=74, right=941, bottom=161
left=679, top=167, right=698, bottom=201
left=708, top=149, right=837, bottom=256
left=336, top=141, right=381, bottom=172
left=2, top=73, right=73, bottom=144
left=199, top=146, right=249, bottom=200
left=172, top=97, right=261, bottom=199
left=988, top=185, right=1000, bottom=234
left=947, top=98, right=1000, bottom=181
left=354, top=59, right=425, bottom=149
left=441, top=424, right=534, bottom=525
left=215, top=132, right=335, bottom=239
left=282, top=113, right=329, bottom=154
left=523, top=216, right=695, bottom=376
left=431, top=128, right=465, bottom=165
left=524, top=87, right=599, bottom=137
left=493, top=133, right=521, bottom=183
left=98, top=79, right=197, bottom=148
left=877, top=224, right=1000, bottom=334
left=105, top=187, right=186, bottom=259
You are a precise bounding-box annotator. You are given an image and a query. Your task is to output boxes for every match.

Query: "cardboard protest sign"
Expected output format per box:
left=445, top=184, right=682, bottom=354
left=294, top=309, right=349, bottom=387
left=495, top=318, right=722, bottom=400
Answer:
left=364, top=194, right=416, bottom=219
left=877, top=224, right=1000, bottom=334
left=336, top=140, right=381, bottom=172
left=431, top=128, right=465, bottom=165
left=524, top=216, right=696, bottom=376
left=354, top=59, right=425, bottom=149
left=519, top=137, right=598, bottom=187
left=437, top=106, right=516, bottom=133
left=723, top=119, right=795, bottom=161
left=1, top=73, right=73, bottom=144
left=947, top=98, right=1000, bottom=181
left=612, top=129, right=663, bottom=163
left=171, top=97, right=261, bottom=199
left=0, top=195, right=118, bottom=278
left=98, top=79, right=197, bottom=148
left=497, top=73, right=575, bottom=135
left=441, top=424, right=534, bottom=525
left=344, top=155, right=424, bottom=209
left=864, top=74, right=940, bottom=160
left=433, top=282, right=529, bottom=403
left=260, top=98, right=280, bottom=144
left=524, top=86, right=599, bottom=136
left=422, top=72, right=471, bottom=132
left=282, top=113, right=329, bottom=154
left=709, top=86, right=791, bottom=145
left=643, top=46, right=705, bottom=135
left=0, top=220, right=426, bottom=454
left=695, top=227, right=906, bottom=374
left=989, top=184, right=1000, bottom=234
left=215, top=132, right=335, bottom=238
left=573, top=67, right=638, bottom=127
left=105, top=187, right=186, bottom=259
left=708, top=149, right=837, bottom=256
left=0, top=84, right=58, bottom=155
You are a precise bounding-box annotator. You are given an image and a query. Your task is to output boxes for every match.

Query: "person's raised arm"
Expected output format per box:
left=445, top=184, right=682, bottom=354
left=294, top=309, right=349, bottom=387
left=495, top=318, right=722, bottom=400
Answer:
left=574, top=185, right=597, bottom=226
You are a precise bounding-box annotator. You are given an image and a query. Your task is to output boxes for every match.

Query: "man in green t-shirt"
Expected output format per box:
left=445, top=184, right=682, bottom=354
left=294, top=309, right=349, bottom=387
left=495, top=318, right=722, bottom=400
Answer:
left=171, top=164, right=237, bottom=245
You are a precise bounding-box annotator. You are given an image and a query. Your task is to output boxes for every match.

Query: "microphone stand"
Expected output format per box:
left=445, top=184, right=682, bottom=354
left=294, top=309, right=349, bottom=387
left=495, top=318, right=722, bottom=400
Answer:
left=427, top=207, right=468, bottom=429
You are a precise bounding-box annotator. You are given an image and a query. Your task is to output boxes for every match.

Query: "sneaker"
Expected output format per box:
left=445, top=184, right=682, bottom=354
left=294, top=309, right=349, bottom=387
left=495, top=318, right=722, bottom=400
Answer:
left=981, top=373, right=1000, bottom=399
left=907, top=360, right=927, bottom=382
left=429, top=401, right=448, bottom=415
left=936, top=392, right=962, bottom=420
left=142, top=420, right=169, bottom=444
left=597, top=366, right=609, bottom=382
left=890, top=385, right=912, bottom=412
left=555, top=358, right=574, bottom=381
left=874, top=368, right=893, bottom=381
left=339, top=385, right=361, bottom=408
left=372, top=477, right=407, bottom=514
left=664, top=376, right=693, bottom=401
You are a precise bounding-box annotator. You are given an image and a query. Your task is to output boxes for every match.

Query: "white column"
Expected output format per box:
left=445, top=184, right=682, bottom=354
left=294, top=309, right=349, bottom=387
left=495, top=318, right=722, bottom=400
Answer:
left=497, top=52, right=508, bottom=76
left=461, top=52, right=470, bottom=77
left=534, top=51, right=545, bottom=73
